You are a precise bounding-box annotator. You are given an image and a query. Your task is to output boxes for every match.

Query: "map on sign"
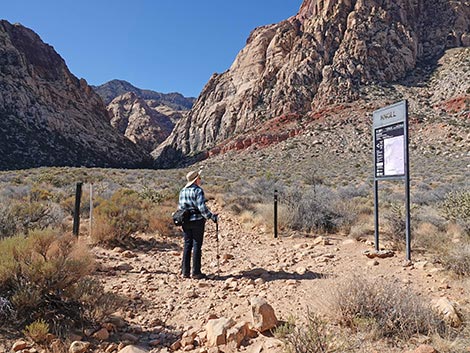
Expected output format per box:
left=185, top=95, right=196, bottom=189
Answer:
left=374, top=122, right=405, bottom=178
left=384, top=135, right=405, bottom=176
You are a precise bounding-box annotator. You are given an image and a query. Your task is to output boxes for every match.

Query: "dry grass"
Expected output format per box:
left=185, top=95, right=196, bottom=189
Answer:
left=274, top=310, right=350, bottom=353
left=412, top=222, right=447, bottom=252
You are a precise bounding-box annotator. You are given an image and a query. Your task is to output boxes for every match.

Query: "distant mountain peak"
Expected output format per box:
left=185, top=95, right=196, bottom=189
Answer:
left=92, top=80, right=196, bottom=110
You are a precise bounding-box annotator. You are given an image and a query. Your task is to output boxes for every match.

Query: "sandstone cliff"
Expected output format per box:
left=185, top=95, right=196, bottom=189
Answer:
left=107, top=92, right=174, bottom=153
left=153, top=0, right=470, bottom=167
left=0, top=20, right=152, bottom=170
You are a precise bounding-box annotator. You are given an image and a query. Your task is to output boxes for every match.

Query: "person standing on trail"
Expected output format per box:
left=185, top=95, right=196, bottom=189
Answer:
left=178, top=170, right=218, bottom=279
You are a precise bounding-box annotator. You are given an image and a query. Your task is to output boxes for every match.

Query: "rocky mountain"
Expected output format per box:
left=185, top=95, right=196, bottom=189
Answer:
left=0, top=20, right=152, bottom=170
left=153, top=0, right=470, bottom=168
left=107, top=92, right=174, bottom=153
left=94, top=80, right=194, bottom=152
left=93, top=79, right=196, bottom=110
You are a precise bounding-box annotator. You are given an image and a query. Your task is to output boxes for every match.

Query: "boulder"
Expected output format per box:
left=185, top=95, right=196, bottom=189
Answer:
left=432, top=297, right=462, bottom=327
left=205, top=317, right=235, bottom=347
left=250, top=297, right=278, bottom=332
left=226, top=321, right=250, bottom=348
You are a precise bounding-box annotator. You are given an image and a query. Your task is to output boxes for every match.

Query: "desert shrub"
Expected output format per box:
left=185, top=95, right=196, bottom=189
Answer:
left=303, top=171, right=325, bottom=187
left=412, top=222, right=448, bottom=252
left=348, top=218, right=374, bottom=240
left=383, top=203, right=418, bottom=248
left=414, top=206, right=447, bottom=231
left=147, top=203, right=179, bottom=237
left=282, top=185, right=357, bottom=234
left=331, top=275, right=445, bottom=340
left=139, top=186, right=165, bottom=204
left=0, top=203, right=18, bottom=239
left=0, top=184, right=32, bottom=202
left=255, top=202, right=292, bottom=232
left=60, top=192, right=92, bottom=218
left=337, top=183, right=370, bottom=199
left=66, top=277, right=121, bottom=323
left=233, top=176, right=286, bottom=204
left=438, top=242, right=470, bottom=277
left=413, top=183, right=453, bottom=206
left=0, top=229, right=95, bottom=333
left=441, top=190, right=470, bottom=235
left=0, top=199, right=64, bottom=238
left=92, top=189, right=150, bottom=245
left=23, top=319, right=49, bottom=343
left=275, top=311, right=345, bottom=353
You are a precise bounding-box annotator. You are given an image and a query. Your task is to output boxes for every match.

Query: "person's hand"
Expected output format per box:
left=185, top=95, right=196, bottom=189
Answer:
left=212, top=213, right=218, bottom=223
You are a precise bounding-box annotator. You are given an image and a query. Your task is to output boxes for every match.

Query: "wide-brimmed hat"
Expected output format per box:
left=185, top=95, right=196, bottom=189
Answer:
left=185, top=170, right=200, bottom=188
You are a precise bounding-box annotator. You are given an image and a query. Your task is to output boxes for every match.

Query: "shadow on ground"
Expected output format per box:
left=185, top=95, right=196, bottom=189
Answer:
left=212, top=267, right=326, bottom=282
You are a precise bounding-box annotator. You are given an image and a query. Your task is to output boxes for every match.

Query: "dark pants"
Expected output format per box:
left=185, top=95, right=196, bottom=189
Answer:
left=182, top=219, right=205, bottom=276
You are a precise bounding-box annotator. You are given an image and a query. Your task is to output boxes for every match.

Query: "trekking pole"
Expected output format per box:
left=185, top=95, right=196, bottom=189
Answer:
left=216, top=220, right=220, bottom=277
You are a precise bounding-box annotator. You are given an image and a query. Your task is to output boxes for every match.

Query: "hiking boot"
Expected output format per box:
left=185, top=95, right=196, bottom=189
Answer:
left=182, top=273, right=190, bottom=279
left=191, top=273, right=206, bottom=280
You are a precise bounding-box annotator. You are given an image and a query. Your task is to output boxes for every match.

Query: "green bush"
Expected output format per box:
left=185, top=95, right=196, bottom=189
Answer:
left=23, top=319, right=49, bottom=343
left=138, top=186, right=165, bottom=204
left=441, top=190, right=470, bottom=235
left=92, top=189, right=150, bottom=245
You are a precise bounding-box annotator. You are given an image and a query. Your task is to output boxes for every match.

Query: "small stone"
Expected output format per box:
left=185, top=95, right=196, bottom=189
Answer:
left=12, top=341, right=29, bottom=352
left=121, top=333, right=139, bottom=343
left=93, top=328, right=110, bottom=341
left=170, top=341, right=181, bottom=351
left=69, top=341, right=90, bottom=353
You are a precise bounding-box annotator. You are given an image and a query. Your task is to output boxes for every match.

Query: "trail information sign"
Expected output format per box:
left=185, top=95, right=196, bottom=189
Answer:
left=373, top=101, right=407, bottom=179
left=372, top=100, right=412, bottom=261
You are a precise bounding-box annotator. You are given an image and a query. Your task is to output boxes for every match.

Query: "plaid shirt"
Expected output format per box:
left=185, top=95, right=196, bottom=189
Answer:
left=178, top=184, right=214, bottom=221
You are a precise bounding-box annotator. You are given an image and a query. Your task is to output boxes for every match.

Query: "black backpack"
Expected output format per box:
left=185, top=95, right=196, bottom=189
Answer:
left=172, top=209, right=190, bottom=226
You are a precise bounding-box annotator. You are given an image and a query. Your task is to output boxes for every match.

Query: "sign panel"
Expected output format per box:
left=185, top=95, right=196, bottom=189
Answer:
left=374, top=122, right=405, bottom=177
left=373, top=101, right=407, bottom=179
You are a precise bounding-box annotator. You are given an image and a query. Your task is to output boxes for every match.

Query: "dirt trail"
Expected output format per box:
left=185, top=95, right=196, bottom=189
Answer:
left=92, top=203, right=464, bottom=352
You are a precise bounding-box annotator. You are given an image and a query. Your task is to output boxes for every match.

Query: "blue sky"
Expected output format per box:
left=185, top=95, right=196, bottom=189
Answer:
left=3, top=1, right=302, bottom=97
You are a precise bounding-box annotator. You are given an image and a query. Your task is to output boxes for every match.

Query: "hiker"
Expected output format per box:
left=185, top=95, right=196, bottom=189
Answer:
left=178, top=170, right=218, bottom=279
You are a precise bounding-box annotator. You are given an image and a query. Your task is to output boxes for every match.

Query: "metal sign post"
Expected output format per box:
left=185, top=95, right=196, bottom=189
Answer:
left=89, top=183, right=94, bottom=237
left=274, top=189, right=278, bottom=238
left=372, top=100, right=411, bottom=261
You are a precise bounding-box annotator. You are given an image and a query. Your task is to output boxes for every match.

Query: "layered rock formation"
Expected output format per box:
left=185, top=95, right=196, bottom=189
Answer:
left=93, top=79, right=196, bottom=110
left=107, top=92, right=174, bottom=153
left=0, top=20, right=152, bottom=170
left=153, top=0, right=470, bottom=167
left=95, top=80, right=194, bottom=152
